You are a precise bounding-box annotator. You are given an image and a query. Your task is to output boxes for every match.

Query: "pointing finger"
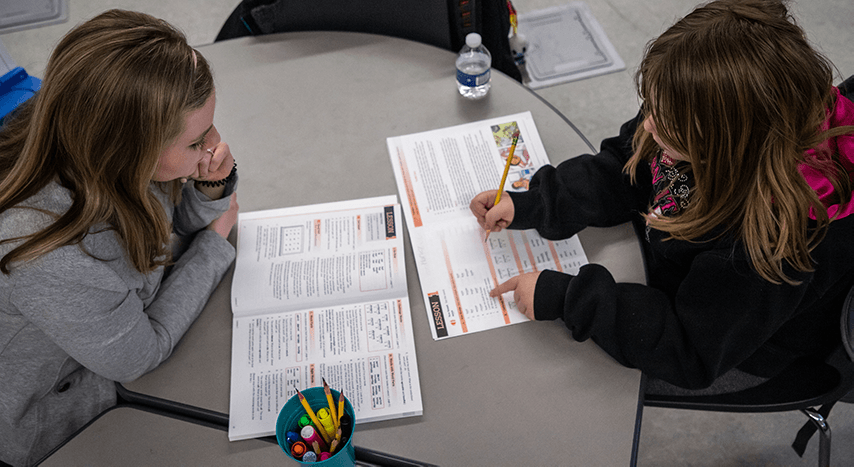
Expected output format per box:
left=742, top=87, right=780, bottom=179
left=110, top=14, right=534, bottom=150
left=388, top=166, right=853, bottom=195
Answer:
left=490, top=276, right=519, bottom=297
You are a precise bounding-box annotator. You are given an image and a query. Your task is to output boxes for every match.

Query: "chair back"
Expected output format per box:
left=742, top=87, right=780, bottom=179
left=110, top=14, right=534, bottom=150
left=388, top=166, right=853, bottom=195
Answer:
left=236, top=0, right=453, bottom=49
left=644, top=283, right=854, bottom=412
left=215, top=0, right=523, bottom=82
left=842, top=284, right=854, bottom=362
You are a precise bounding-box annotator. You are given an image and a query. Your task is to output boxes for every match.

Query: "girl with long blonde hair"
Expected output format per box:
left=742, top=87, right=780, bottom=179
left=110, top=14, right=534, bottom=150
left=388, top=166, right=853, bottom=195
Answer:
left=0, top=10, right=239, bottom=465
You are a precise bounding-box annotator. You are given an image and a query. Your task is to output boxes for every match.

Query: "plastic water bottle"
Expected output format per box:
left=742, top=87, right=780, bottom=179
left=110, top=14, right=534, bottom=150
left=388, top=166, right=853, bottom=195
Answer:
left=456, top=33, right=491, bottom=99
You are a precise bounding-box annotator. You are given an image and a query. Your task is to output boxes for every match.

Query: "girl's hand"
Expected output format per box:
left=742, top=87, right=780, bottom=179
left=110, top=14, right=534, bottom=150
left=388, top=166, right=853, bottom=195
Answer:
left=192, top=142, right=234, bottom=200
left=490, top=271, right=541, bottom=320
left=194, top=142, right=234, bottom=182
left=208, top=192, right=239, bottom=239
left=470, top=190, right=515, bottom=233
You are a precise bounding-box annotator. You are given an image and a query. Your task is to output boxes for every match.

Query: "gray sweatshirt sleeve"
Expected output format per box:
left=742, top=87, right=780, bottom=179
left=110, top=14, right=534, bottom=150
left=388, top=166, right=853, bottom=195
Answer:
left=9, top=229, right=234, bottom=383
left=173, top=176, right=238, bottom=237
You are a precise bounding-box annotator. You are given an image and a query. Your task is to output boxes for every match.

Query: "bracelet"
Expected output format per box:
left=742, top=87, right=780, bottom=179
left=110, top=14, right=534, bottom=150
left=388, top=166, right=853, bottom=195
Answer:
left=195, top=162, right=237, bottom=188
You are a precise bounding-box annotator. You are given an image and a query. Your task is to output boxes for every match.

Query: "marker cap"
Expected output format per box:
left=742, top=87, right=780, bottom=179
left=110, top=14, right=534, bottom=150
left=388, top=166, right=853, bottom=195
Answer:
left=300, top=424, right=328, bottom=450
left=317, top=407, right=336, bottom=435
left=298, top=414, right=313, bottom=429
left=339, top=413, right=353, bottom=438
left=286, top=431, right=301, bottom=446
left=290, top=440, right=308, bottom=458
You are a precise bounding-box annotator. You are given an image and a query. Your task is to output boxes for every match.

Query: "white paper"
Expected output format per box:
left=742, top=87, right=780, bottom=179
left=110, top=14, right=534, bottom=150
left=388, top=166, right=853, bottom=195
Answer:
left=228, top=196, right=422, bottom=441
left=517, top=2, right=625, bottom=89
left=388, top=112, right=588, bottom=339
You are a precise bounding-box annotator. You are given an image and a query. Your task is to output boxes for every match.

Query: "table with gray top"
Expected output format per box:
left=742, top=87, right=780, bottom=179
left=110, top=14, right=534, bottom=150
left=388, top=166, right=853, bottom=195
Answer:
left=112, top=31, right=646, bottom=466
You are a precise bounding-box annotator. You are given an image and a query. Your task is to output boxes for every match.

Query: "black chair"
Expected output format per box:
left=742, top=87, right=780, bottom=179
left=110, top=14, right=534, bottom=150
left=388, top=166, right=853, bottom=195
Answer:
left=643, top=283, right=854, bottom=467
left=214, top=0, right=523, bottom=83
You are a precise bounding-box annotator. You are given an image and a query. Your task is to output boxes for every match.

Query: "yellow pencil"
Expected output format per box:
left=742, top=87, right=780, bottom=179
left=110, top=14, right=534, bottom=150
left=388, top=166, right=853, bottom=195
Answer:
left=322, top=378, right=338, bottom=431
left=294, top=387, right=333, bottom=443
left=336, top=391, right=345, bottom=427
left=484, top=130, right=520, bottom=242
left=328, top=428, right=343, bottom=454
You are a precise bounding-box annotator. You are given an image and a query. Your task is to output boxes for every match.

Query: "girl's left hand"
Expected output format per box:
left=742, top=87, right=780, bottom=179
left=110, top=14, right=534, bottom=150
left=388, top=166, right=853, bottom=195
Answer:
left=490, top=271, right=542, bottom=320
left=208, top=192, right=239, bottom=239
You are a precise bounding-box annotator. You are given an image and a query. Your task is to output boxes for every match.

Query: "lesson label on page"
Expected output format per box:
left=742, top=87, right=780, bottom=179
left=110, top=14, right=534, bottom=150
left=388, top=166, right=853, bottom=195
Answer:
left=428, top=292, right=448, bottom=338
left=384, top=206, right=397, bottom=239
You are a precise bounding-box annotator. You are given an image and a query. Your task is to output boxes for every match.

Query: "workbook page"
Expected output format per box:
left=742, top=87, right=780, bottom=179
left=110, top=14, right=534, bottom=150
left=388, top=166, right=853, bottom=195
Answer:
left=228, top=297, right=422, bottom=440
left=231, top=197, right=405, bottom=317
left=388, top=111, right=549, bottom=231
left=410, top=218, right=586, bottom=339
left=388, top=112, right=589, bottom=339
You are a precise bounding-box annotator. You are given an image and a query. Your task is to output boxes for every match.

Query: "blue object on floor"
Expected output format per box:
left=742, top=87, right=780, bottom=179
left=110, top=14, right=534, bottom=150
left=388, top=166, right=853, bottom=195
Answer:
left=0, top=67, right=41, bottom=122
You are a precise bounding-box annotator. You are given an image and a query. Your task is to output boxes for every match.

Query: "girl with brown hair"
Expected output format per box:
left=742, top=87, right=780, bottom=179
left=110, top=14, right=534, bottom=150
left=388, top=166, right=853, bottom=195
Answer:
left=471, top=0, right=854, bottom=395
left=0, top=10, right=239, bottom=465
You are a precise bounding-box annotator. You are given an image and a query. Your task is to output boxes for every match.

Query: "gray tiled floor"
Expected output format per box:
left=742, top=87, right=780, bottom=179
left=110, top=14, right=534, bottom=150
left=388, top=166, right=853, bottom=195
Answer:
left=3, top=1, right=852, bottom=465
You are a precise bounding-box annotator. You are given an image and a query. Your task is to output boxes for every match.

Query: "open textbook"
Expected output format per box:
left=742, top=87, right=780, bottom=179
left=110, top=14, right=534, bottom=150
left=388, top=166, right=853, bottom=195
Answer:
left=228, top=196, right=423, bottom=441
left=388, top=111, right=588, bottom=340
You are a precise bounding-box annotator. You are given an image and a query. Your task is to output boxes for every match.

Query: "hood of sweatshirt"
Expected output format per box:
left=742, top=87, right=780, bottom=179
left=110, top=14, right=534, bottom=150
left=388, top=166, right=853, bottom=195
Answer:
left=801, top=86, right=854, bottom=220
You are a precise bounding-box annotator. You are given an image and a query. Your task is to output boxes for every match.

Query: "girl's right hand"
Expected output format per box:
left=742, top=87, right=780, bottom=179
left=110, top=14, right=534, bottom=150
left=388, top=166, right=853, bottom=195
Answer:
left=470, top=190, right=515, bottom=233
left=208, top=192, right=239, bottom=239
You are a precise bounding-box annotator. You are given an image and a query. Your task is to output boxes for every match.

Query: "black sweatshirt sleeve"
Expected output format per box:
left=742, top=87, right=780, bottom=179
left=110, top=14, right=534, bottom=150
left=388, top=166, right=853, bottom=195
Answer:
left=534, top=256, right=808, bottom=389
left=507, top=112, right=651, bottom=239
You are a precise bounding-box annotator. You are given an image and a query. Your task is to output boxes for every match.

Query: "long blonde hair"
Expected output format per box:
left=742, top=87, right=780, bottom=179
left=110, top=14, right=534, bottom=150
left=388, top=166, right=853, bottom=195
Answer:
left=624, top=0, right=854, bottom=285
left=0, top=10, right=214, bottom=274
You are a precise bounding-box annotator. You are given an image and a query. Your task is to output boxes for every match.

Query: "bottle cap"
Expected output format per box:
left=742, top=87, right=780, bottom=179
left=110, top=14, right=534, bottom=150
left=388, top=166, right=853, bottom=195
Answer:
left=465, top=33, right=482, bottom=48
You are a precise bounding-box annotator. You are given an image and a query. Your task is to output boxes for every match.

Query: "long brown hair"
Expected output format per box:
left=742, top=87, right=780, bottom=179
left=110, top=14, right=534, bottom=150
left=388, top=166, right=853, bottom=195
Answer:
left=625, top=0, right=854, bottom=284
left=0, top=10, right=214, bottom=274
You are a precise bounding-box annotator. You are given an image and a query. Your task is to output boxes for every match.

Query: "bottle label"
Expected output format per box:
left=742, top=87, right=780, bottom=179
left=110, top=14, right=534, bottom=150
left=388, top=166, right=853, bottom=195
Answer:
left=457, top=68, right=491, bottom=87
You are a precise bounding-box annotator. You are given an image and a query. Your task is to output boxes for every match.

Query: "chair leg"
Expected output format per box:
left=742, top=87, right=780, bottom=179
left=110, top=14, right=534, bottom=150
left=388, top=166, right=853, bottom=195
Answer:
left=801, top=408, right=831, bottom=467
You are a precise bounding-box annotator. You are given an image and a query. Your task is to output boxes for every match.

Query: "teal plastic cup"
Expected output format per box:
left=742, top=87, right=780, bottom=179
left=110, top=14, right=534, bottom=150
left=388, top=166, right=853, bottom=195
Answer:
left=276, top=387, right=355, bottom=466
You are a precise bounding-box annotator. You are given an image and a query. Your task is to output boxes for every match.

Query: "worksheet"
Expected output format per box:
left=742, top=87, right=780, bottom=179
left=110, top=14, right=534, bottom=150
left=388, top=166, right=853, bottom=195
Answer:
left=388, top=112, right=588, bottom=339
left=228, top=196, right=422, bottom=441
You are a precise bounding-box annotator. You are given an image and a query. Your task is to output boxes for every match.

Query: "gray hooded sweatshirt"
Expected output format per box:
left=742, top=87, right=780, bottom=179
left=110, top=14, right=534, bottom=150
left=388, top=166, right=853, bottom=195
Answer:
left=0, top=179, right=236, bottom=466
